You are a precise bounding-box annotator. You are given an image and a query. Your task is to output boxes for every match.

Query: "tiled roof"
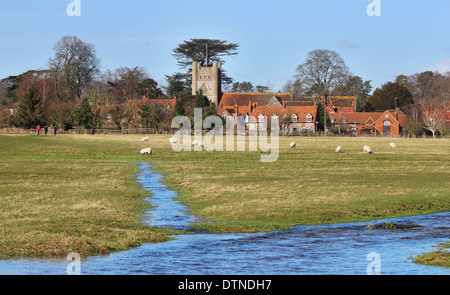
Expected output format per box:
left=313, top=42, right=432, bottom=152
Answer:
left=249, top=105, right=318, bottom=122
left=128, top=95, right=177, bottom=109
left=219, top=92, right=294, bottom=109
left=330, top=110, right=408, bottom=127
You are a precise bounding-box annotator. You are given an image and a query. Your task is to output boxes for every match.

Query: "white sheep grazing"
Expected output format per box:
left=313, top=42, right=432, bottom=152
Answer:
left=290, top=142, right=296, bottom=148
left=169, top=137, right=179, bottom=144
left=141, top=136, right=150, bottom=143
left=363, top=145, right=373, bottom=154
left=335, top=146, right=343, bottom=153
left=139, top=148, right=152, bottom=155
left=390, top=142, right=397, bottom=148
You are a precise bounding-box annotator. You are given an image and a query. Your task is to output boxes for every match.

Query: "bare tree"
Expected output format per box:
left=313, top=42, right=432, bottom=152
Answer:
left=48, top=36, right=100, bottom=101
left=294, top=49, right=350, bottom=133
left=294, top=49, right=350, bottom=99
left=422, top=104, right=446, bottom=138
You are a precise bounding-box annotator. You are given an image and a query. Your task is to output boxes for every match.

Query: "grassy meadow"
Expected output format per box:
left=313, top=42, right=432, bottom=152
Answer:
left=0, top=133, right=449, bottom=259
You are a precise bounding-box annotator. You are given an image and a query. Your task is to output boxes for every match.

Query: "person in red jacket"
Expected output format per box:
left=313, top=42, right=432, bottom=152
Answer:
left=36, top=125, right=41, bottom=136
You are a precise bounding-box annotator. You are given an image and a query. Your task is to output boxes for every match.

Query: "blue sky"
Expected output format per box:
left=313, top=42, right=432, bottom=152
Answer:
left=1, top=0, right=450, bottom=92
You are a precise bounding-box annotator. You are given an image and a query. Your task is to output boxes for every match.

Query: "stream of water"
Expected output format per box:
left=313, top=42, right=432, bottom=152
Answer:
left=0, top=163, right=448, bottom=275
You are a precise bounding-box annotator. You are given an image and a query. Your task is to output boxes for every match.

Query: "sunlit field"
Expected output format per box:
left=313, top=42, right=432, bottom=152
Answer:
left=0, top=133, right=448, bottom=258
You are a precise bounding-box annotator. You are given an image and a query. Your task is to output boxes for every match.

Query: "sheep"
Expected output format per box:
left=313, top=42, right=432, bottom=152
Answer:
left=390, top=142, right=397, bottom=149
left=363, top=145, right=373, bottom=154
left=169, top=137, right=179, bottom=145
left=139, top=148, right=152, bottom=155
left=290, top=141, right=296, bottom=149
left=141, top=136, right=150, bottom=143
left=335, top=146, right=343, bottom=153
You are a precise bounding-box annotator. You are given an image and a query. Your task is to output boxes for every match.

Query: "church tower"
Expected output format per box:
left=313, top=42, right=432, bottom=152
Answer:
left=192, top=61, right=222, bottom=106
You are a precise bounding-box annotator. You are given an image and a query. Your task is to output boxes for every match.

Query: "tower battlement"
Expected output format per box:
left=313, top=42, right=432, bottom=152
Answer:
left=192, top=61, right=222, bottom=106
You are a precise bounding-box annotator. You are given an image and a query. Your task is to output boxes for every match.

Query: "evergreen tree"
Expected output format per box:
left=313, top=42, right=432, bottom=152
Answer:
left=316, top=101, right=331, bottom=131
left=138, top=104, right=163, bottom=130
left=15, top=85, right=46, bottom=128
left=173, top=97, right=185, bottom=117
left=75, top=97, right=94, bottom=128
left=194, top=91, right=208, bottom=108
left=363, top=82, right=413, bottom=112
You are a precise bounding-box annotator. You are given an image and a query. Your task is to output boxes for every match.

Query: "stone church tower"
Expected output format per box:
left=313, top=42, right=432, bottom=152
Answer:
left=192, top=61, right=222, bottom=106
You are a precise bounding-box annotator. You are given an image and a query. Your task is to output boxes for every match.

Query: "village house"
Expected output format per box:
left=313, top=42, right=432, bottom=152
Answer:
left=328, top=109, right=408, bottom=136
left=218, top=93, right=318, bottom=133
left=193, top=61, right=319, bottom=133
left=322, top=96, right=408, bottom=136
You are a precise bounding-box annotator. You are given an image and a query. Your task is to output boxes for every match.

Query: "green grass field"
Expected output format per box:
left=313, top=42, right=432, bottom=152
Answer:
left=0, top=133, right=448, bottom=260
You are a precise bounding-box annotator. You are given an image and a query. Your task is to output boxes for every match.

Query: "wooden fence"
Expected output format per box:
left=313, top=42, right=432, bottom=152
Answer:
left=0, top=127, right=422, bottom=138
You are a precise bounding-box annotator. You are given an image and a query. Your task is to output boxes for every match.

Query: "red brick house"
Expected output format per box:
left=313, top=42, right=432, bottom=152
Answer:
left=329, top=109, right=408, bottom=136
left=218, top=93, right=318, bottom=133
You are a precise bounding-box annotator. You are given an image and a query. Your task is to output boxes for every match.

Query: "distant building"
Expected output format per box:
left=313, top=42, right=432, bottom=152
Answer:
left=218, top=94, right=318, bottom=133
left=192, top=62, right=318, bottom=133
left=329, top=109, right=408, bottom=136
left=126, top=95, right=177, bottom=110
left=192, top=61, right=222, bottom=107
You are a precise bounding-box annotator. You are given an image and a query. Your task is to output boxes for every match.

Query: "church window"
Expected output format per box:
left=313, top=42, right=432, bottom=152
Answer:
left=201, top=83, right=209, bottom=95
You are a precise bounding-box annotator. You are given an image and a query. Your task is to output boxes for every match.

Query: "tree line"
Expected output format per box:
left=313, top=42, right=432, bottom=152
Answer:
left=0, top=37, right=448, bottom=136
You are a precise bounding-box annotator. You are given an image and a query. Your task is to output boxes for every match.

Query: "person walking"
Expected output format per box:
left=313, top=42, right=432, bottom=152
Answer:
left=44, top=126, right=48, bottom=136
left=53, top=125, right=58, bottom=136
left=36, top=125, right=41, bottom=136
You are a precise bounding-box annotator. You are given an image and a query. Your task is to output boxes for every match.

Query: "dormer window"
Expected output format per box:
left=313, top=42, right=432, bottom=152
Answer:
left=243, top=114, right=249, bottom=123
left=306, top=114, right=313, bottom=123
left=272, top=114, right=278, bottom=121
left=292, top=114, right=298, bottom=123
left=258, top=114, right=265, bottom=122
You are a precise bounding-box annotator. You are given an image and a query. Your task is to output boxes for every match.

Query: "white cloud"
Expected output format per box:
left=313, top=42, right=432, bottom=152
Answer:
left=421, top=58, right=450, bottom=74
left=336, top=39, right=358, bottom=49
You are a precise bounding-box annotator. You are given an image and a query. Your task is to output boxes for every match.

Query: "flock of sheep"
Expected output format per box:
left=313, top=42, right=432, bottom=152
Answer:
left=139, top=136, right=397, bottom=156
left=139, top=137, right=152, bottom=155
left=290, top=141, right=397, bottom=154
left=139, top=136, right=181, bottom=155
